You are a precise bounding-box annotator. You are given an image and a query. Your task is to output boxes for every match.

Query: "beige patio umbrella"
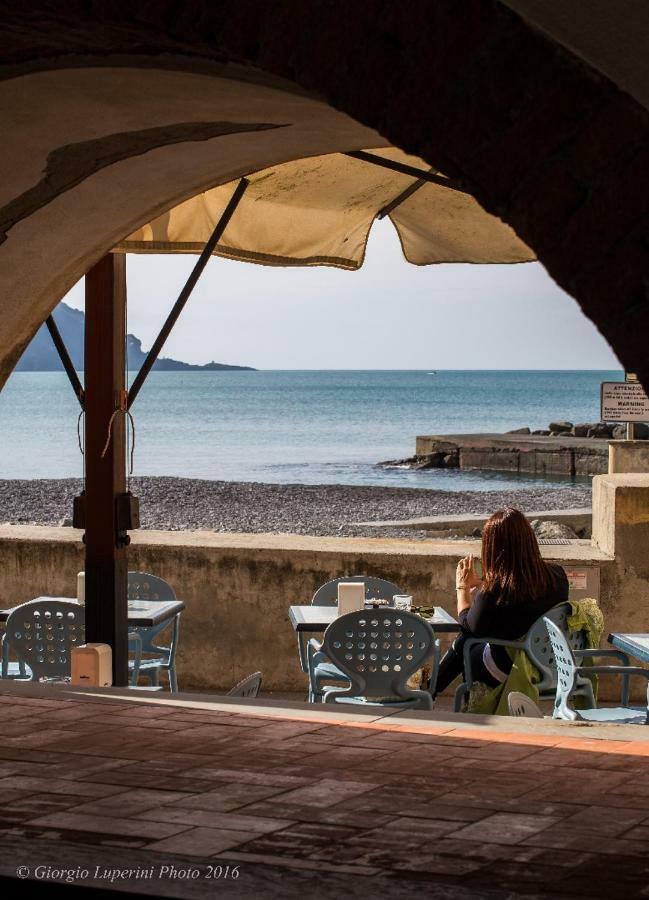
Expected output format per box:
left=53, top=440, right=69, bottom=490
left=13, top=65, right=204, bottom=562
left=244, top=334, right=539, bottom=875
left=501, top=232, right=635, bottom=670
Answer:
left=116, top=146, right=534, bottom=405
left=116, top=147, right=534, bottom=270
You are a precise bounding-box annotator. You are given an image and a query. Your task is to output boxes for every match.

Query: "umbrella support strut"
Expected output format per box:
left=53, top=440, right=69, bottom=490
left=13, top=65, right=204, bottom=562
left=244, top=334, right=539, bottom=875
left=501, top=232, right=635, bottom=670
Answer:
left=128, top=177, right=249, bottom=409
left=45, top=315, right=84, bottom=407
left=378, top=177, right=429, bottom=220
left=84, top=253, right=129, bottom=686
left=344, top=150, right=468, bottom=194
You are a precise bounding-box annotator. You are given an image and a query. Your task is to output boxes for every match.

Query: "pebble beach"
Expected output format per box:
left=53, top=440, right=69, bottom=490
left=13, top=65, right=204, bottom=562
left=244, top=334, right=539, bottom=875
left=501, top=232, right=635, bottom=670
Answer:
left=0, top=477, right=592, bottom=539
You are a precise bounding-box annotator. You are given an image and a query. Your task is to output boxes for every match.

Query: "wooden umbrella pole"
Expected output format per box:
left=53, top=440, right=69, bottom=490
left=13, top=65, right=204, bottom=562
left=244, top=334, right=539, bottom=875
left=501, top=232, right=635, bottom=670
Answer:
left=84, top=252, right=128, bottom=686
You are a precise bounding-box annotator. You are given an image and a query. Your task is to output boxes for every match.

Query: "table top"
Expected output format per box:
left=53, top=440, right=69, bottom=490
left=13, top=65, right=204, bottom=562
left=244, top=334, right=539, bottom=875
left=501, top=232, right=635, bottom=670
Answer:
left=0, top=597, right=185, bottom=629
left=289, top=604, right=460, bottom=633
left=608, top=632, right=649, bottom=664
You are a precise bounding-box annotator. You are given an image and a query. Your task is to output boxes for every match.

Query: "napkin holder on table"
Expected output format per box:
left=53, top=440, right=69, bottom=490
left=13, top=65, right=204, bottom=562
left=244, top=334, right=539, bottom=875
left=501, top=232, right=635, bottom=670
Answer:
left=76, top=571, right=85, bottom=605
left=71, top=643, right=113, bottom=687
left=337, top=582, right=365, bottom=615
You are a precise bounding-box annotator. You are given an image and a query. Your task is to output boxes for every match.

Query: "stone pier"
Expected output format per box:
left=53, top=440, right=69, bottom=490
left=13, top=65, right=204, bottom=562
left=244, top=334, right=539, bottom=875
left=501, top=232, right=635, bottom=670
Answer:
left=415, top=433, right=608, bottom=477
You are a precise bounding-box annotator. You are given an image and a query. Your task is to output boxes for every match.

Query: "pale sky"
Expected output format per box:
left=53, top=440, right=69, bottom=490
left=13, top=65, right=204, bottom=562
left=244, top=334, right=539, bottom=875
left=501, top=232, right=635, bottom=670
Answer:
left=63, top=218, right=620, bottom=370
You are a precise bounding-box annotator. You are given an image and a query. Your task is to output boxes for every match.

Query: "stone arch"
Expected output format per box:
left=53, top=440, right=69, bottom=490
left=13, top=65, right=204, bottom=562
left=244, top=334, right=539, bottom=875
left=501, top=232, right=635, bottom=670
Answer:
left=1, top=3, right=649, bottom=385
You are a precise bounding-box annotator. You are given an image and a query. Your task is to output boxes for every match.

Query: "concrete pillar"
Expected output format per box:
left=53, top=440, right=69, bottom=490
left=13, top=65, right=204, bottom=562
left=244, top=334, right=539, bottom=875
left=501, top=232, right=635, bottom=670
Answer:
left=592, top=473, right=649, bottom=557
left=608, top=440, right=649, bottom=474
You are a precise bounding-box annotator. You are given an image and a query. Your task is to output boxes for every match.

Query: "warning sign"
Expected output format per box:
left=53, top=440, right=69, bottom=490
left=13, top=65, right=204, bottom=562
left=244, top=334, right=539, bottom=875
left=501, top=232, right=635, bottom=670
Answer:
left=565, top=569, right=588, bottom=592
left=601, top=381, right=649, bottom=422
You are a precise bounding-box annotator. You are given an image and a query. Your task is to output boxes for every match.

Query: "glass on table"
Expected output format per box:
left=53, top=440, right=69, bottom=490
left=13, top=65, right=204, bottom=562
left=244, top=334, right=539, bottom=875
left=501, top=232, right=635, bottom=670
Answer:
left=392, top=595, right=413, bottom=611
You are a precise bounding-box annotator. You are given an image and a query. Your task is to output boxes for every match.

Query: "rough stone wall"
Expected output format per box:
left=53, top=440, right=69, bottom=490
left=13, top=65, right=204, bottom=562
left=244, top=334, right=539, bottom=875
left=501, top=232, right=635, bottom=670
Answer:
left=1, top=3, right=649, bottom=385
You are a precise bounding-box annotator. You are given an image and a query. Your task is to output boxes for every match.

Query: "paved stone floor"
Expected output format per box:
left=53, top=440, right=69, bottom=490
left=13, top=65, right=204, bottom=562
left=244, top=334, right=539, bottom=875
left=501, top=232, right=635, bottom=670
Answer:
left=1, top=686, right=648, bottom=899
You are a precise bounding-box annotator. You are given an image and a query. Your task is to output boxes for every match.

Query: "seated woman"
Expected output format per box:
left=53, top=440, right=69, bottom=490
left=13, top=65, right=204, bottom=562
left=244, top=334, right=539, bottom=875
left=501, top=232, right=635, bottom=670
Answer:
left=434, top=507, right=569, bottom=697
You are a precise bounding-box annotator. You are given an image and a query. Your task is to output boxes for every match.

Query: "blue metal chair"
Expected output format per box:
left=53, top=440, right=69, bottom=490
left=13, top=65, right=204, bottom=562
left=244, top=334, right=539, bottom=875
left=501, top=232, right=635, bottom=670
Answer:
left=1, top=631, right=29, bottom=679
left=304, top=576, right=404, bottom=702
left=127, top=572, right=181, bottom=692
left=4, top=599, right=84, bottom=682
left=227, top=671, right=262, bottom=698
left=454, top=602, right=599, bottom=712
left=507, top=691, right=543, bottom=718
left=321, top=609, right=439, bottom=708
left=544, top=617, right=649, bottom=724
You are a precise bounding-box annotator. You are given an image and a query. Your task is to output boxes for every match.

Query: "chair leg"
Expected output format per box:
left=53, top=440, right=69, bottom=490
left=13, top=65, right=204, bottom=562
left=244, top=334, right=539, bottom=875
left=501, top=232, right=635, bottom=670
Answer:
left=297, top=633, right=309, bottom=673
left=1, top=637, right=9, bottom=679
left=454, top=683, right=469, bottom=712
left=169, top=667, right=178, bottom=693
left=307, top=667, right=319, bottom=704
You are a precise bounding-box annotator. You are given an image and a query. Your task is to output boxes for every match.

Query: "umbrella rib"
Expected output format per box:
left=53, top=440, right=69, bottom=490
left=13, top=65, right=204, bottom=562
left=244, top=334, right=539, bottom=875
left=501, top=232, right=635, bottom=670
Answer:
left=377, top=176, right=429, bottom=219
left=46, top=314, right=85, bottom=407
left=127, top=177, right=249, bottom=409
left=344, top=150, right=469, bottom=194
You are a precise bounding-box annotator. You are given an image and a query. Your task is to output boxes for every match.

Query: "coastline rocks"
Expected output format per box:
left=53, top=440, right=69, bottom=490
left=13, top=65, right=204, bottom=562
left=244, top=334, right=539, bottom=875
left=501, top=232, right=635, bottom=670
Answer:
left=611, top=422, right=649, bottom=439
left=377, top=450, right=459, bottom=470
left=587, top=423, right=614, bottom=438
left=507, top=421, right=648, bottom=440
left=530, top=519, right=580, bottom=540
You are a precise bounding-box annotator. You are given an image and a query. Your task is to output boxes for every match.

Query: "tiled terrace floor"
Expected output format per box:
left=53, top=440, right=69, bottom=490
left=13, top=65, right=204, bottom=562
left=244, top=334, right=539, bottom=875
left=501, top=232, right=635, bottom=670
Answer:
left=1, top=683, right=648, bottom=899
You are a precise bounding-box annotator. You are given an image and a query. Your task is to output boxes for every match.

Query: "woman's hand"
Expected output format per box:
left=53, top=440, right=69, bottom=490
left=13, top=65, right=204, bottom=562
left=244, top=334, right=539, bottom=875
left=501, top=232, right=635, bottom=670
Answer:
left=456, top=555, right=482, bottom=590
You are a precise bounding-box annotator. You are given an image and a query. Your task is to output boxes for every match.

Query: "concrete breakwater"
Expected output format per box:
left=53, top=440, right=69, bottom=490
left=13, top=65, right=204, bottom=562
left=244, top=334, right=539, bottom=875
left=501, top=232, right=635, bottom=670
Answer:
left=387, top=433, right=609, bottom=477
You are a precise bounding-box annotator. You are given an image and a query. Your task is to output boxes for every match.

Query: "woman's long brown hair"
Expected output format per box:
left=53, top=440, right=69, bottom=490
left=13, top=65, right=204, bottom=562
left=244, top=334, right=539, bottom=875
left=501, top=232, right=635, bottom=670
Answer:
left=481, top=508, right=552, bottom=604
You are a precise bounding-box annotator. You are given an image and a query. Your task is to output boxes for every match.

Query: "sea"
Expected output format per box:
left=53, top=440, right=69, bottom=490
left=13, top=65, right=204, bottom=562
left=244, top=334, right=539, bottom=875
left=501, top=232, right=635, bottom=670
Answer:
left=0, top=370, right=621, bottom=490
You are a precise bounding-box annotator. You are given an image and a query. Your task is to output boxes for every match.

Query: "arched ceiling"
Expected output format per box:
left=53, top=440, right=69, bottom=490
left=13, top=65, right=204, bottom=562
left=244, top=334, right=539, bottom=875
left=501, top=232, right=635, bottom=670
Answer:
left=504, top=0, right=649, bottom=112
left=1, top=2, right=649, bottom=387
left=0, top=65, right=388, bottom=377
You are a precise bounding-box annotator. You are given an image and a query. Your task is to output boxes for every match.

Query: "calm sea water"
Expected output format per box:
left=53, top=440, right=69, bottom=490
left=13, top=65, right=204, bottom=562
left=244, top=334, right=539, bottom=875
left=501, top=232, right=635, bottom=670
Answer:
left=0, top=370, right=621, bottom=489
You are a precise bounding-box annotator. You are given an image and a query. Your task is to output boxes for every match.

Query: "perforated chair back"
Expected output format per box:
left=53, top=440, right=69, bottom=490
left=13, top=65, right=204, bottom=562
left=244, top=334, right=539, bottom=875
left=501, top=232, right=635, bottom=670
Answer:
left=543, top=616, right=579, bottom=720
left=322, top=609, right=435, bottom=707
left=507, top=691, right=543, bottom=718
left=524, top=602, right=588, bottom=692
left=227, top=671, right=263, bottom=699
left=128, top=572, right=177, bottom=604
left=127, top=572, right=181, bottom=692
left=312, top=576, right=403, bottom=607
left=5, top=599, right=85, bottom=681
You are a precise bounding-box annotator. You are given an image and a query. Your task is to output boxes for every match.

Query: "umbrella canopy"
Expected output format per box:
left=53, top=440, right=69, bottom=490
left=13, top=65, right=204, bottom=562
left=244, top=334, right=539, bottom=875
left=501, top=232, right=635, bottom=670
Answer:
left=116, top=147, right=534, bottom=269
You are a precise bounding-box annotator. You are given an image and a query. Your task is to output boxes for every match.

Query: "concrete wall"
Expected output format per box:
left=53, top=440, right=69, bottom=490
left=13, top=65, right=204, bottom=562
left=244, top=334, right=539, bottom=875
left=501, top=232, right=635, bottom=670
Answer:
left=0, top=525, right=614, bottom=694
left=609, top=441, right=649, bottom=475
left=593, top=473, right=649, bottom=635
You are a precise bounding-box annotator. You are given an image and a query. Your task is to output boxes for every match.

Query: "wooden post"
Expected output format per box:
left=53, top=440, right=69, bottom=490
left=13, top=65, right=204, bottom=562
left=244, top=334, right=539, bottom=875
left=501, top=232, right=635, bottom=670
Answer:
left=84, top=253, right=128, bottom=686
